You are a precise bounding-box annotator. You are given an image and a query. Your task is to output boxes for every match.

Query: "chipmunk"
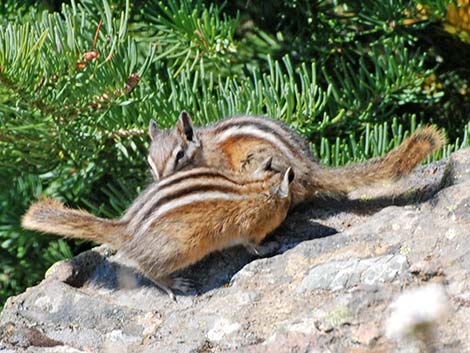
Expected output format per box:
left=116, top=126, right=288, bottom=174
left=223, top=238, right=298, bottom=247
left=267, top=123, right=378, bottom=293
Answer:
left=148, top=112, right=446, bottom=206
left=22, top=158, right=294, bottom=299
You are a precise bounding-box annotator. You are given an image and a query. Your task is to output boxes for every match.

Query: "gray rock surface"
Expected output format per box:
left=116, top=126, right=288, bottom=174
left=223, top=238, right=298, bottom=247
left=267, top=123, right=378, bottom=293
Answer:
left=1, top=148, right=469, bottom=353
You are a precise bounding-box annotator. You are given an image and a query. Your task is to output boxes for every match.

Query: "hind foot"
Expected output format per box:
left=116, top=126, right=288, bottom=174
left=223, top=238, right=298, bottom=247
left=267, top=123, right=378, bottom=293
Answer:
left=152, top=275, right=197, bottom=301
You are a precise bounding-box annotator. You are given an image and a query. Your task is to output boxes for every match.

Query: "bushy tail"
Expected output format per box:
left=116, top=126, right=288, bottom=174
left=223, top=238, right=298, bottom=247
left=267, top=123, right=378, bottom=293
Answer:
left=311, top=126, right=446, bottom=195
left=22, top=197, right=128, bottom=248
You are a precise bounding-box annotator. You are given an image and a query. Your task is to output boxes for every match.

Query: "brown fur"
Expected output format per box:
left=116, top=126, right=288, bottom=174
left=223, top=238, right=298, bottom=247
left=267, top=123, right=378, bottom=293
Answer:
left=220, top=136, right=267, bottom=170
left=308, top=126, right=447, bottom=197
left=148, top=114, right=446, bottom=206
left=129, top=193, right=288, bottom=280
left=22, top=197, right=126, bottom=248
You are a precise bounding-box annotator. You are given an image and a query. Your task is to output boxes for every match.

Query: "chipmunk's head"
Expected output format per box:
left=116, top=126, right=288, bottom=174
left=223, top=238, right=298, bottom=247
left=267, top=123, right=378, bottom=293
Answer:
left=148, top=111, right=201, bottom=180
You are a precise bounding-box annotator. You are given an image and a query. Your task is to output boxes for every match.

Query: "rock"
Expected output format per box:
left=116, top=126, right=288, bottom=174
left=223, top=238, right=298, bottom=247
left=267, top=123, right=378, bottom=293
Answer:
left=296, top=254, right=408, bottom=292
left=1, top=148, right=470, bottom=353
left=351, top=322, right=381, bottom=346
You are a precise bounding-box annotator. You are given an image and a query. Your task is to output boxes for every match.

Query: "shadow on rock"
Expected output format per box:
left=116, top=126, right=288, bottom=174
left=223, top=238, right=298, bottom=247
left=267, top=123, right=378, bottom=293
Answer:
left=174, top=219, right=338, bottom=295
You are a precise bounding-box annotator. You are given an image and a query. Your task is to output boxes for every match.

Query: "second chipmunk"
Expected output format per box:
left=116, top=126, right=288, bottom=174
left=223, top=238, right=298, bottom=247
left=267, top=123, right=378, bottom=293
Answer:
left=22, top=159, right=294, bottom=299
left=148, top=112, right=446, bottom=206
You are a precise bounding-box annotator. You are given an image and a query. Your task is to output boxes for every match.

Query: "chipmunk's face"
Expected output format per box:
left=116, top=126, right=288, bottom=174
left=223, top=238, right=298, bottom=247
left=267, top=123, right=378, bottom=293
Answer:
left=148, top=111, right=201, bottom=180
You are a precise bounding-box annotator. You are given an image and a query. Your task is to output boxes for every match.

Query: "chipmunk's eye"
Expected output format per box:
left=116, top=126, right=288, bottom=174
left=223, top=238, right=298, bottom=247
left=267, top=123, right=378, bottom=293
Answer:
left=175, top=150, right=185, bottom=163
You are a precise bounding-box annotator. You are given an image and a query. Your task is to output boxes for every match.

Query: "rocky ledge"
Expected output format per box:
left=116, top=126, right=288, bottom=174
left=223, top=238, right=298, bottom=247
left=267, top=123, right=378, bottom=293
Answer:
left=1, top=149, right=469, bottom=353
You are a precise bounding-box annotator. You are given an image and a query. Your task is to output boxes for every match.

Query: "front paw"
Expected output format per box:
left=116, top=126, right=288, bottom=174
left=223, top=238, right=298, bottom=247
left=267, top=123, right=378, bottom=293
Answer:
left=245, top=240, right=280, bottom=257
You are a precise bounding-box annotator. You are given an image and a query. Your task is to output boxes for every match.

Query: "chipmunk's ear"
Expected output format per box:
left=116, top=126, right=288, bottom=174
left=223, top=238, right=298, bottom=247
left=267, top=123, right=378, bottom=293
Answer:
left=149, top=119, right=159, bottom=141
left=176, top=111, right=197, bottom=143
left=253, top=156, right=273, bottom=177
left=278, top=167, right=295, bottom=198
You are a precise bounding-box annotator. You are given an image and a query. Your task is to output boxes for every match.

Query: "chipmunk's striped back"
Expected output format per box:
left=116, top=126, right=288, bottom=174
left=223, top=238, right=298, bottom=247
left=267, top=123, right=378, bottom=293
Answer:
left=207, top=115, right=314, bottom=163
left=122, top=166, right=285, bottom=235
